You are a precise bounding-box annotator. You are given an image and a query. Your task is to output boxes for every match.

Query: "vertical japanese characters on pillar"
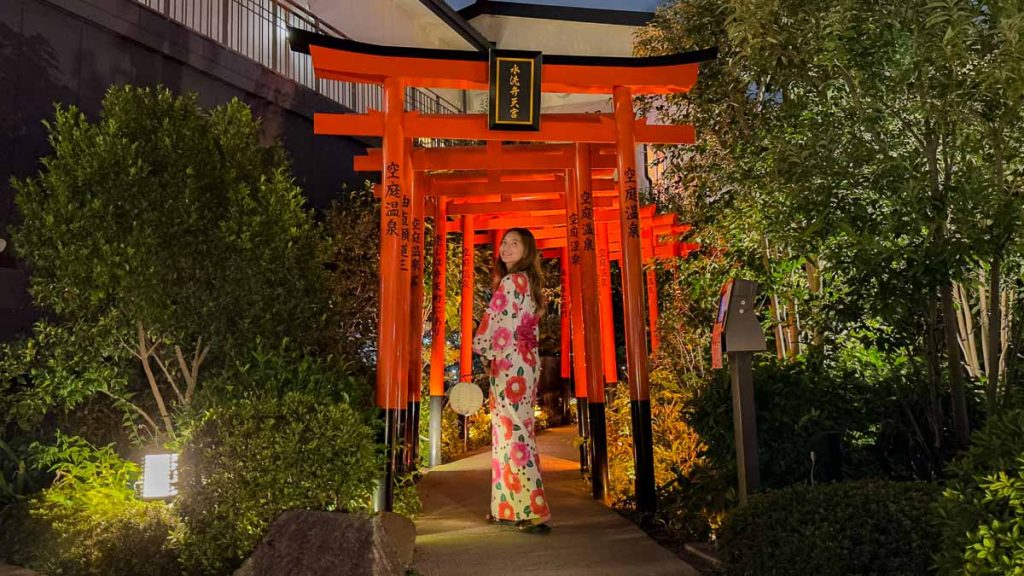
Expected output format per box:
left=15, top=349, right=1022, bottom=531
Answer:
left=624, top=167, right=641, bottom=240
left=429, top=198, right=448, bottom=397
left=560, top=251, right=572, bottom=379
left=460, top=215, right=475, bottom=383
left=644, top=226, right=660, bottom=353
left=564, top=173, right=589, bottom=400
left=409, top=179, right=425, bottom=403
left=385, top=162, right=401, bottom=243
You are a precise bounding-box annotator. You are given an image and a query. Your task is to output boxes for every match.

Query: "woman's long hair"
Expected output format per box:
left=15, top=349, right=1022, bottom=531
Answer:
left=493, top=228, right=546, bottom=314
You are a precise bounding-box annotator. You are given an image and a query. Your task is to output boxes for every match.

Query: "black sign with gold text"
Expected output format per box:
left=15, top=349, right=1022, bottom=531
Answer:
left=488, top=49, right=542, bottom=131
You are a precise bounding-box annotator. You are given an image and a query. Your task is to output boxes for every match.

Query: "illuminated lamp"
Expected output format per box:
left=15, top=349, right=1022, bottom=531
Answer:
left=140, top=453, right=178, bottom=500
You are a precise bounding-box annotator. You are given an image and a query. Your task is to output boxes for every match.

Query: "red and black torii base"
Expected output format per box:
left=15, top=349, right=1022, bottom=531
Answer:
left=288, top=28, right=713, bottom=515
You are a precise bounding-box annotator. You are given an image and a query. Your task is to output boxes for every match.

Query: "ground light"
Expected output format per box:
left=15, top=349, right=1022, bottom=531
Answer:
left=140, top=453, right=179, bottom=500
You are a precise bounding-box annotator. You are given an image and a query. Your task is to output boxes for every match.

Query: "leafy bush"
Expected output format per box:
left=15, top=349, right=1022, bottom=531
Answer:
left=690, top=355, right=879, bottom=489
left=176, top=391, right=380, bottom=575
left=718, top=480, right=941, bottom=576
left=8, top=85, right=333, bottom=442
left=0, top=434, right=180, bottom=576
left=197, top=339, right=372, bottom=409
left=606, top=365, right=735, bottom=542
left=936, top=409, right=1024, bottom=575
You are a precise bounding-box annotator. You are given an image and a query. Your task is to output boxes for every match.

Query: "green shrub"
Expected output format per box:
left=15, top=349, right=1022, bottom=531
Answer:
left=0, top=434, right=180, bottom=576
left=177, top=391, right=380, bottom=575
left=718, top=480, right=941, bottom=576
left=690, top=355, right=879, bottom=489
left=606, top=366, right=733, bottom=541
left=936, top=409, right=1024, bottom=575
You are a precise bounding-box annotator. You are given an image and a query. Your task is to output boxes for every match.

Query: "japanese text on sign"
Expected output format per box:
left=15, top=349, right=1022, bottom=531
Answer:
left=489, top=50, right=541, bottom=131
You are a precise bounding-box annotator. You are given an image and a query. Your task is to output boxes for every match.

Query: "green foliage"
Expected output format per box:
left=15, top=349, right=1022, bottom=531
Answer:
left=0, top=316, right=130, bottom=435
left=718, top=480, right=941, bottom=576
left=442, top=401, right=491, bottom=462
left=0, top=434, right=180, bottom=576
left=8, top=85, right=332, bottom=440
left=393, top=470, right=423, bottom=519
left=176, top=391, right=380, bottom=575
left=0, top=438, right=40, bottom=504
left=936, top=409, right=1024, bottom=575
left=197, top=338, right=372, bottom=409
left=12, top=85, right=327, bottom=353
left=691, top=355, right=883, bottom=489
left=606, top=363, right=733, bottom=541
left=323, top=182, right=380, bottom=369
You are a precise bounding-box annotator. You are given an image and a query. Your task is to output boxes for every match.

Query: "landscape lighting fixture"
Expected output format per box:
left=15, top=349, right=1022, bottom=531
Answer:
left=140, top=453, right=179, bottom=500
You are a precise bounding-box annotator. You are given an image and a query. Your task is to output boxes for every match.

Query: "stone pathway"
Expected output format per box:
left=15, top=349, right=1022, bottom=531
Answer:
left=412, top=425, right=701, bottom=576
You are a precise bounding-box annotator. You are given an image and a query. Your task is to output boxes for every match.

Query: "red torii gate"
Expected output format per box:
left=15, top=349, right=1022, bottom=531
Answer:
left=358, top=142, right=697, bottom=481
left=288, top=29, right=713, bottom=513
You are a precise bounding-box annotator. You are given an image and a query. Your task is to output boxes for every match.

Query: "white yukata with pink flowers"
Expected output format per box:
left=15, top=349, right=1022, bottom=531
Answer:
left=472, top=272, right=550, bottom=524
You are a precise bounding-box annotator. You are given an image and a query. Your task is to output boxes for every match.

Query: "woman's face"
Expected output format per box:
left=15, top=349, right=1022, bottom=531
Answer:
left=500, top=231, right=526, bottom=267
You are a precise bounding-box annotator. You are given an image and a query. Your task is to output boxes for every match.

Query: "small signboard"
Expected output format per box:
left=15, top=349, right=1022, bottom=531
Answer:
left=489, top=49, right=542, bottom=131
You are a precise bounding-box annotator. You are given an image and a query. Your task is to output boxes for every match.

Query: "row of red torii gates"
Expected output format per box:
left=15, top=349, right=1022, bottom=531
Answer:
left=289, top=29, right=713, bottom=515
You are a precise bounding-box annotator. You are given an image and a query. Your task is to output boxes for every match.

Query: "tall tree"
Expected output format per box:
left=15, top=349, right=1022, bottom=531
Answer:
left=8, top=86, right=331, bottom=441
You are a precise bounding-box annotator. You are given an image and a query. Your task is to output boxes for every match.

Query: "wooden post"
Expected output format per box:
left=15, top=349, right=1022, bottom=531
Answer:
left=613, top=85, right=656, bottom=516
left=563, top=245, right=589, bottom=473
left=574, top=144, right=609, bottom=501
left=428, top=196, right=448, bottom=467
left=406, top=170, right=426, bottom=472
left=644, top=225, right=660, bottom=353
left=597, top=221, right=617, bottom=383
left=460, top=215, right=475, bottom=384
left=375, top=77, right=407, bottom=512
left=560, top=251, right=572, bottom=380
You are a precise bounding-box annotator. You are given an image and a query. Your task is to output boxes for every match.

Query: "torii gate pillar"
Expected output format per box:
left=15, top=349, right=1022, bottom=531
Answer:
left=614, top=86, right=657, bottom=516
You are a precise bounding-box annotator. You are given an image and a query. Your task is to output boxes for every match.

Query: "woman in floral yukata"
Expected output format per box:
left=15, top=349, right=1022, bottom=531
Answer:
left=472, top=227, right=551, bottom=534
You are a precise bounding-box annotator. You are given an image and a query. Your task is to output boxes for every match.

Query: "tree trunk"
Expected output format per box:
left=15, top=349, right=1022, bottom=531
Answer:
left=986, top=257, right=1002, bottom=413
left=953, top=282, right=981, bottom=379
left=940, top=285, right=970, bottom=447
left=137, top=322, right=175, bottom=439
left=1000, top=289, right=1015, bottom=402
left=979, top=270, right=991, bottom=377
left=786, top=298, right=800, bottom=360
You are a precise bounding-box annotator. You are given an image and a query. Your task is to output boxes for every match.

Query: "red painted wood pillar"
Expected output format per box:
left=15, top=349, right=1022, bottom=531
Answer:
left=644, top=225, right=660, bottom=353
left=428, top=195, right=447, bottom=467
left=560, top=251, right=572, bottom=380
left=597, top=221, right=617, bottom=384
left=575, top=143, right=608, bottom=501
left=563, top=243, right=590, bottom=473
left=460, top=215, right=475, bottom=384
left=614, top=85, right=656, bottom=515
left=375, top=76, right=407, bottom=511
left=394, top=137, right=415, bottom=474
left=405, top=170, right=426, bottom=472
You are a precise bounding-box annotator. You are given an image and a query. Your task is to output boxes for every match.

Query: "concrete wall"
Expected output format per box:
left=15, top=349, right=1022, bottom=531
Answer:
left=0, top=0, right=373, bottom=341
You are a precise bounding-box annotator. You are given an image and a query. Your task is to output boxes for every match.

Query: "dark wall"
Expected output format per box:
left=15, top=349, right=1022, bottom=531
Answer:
left=0, top=0, right=372, bottom=340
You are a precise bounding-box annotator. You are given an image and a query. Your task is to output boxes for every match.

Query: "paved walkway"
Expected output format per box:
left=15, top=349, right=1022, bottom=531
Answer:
left=412, top=425, right=701, bottom=576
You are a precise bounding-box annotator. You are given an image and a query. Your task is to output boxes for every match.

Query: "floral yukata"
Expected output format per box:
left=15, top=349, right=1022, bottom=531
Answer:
left=472, top=272, right=550, bottom=524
